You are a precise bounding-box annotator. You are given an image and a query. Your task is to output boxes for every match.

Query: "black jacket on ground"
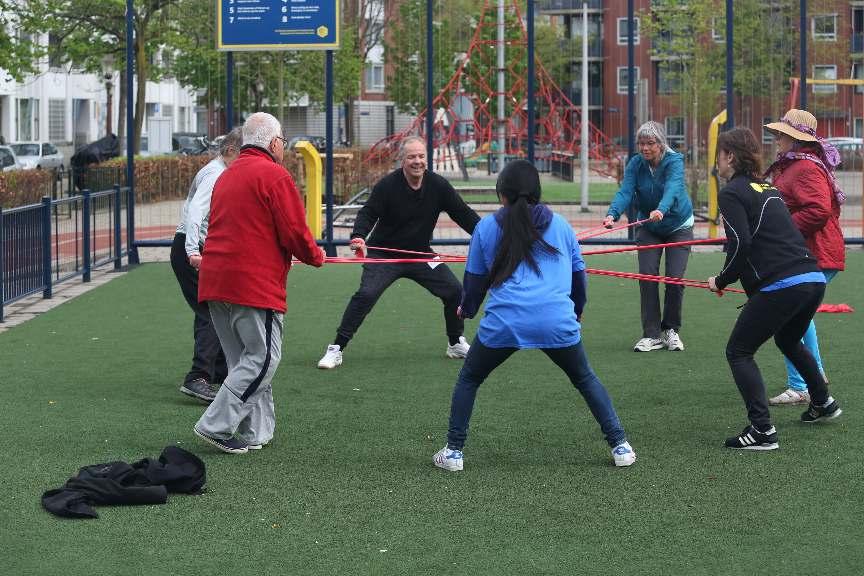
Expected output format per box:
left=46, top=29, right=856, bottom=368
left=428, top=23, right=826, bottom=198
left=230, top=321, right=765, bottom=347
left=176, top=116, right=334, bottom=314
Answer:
left=42, top=446, right=206, bottom=519
left=714, top=174, right=820, bottom=294
left=351, top=169, right=479, bottom=256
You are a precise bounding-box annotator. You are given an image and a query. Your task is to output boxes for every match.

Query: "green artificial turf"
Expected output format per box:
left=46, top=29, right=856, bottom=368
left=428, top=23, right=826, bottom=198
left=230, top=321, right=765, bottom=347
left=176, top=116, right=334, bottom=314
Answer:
left=1, top=252, right=862, bottom=575
left=454, top=179, right=621, bottom=204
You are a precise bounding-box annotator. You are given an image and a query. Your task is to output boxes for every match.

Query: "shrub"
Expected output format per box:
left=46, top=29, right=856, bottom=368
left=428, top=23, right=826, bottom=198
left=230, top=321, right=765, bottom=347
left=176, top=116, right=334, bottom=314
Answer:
left=0, top=169, right=57, bottom=209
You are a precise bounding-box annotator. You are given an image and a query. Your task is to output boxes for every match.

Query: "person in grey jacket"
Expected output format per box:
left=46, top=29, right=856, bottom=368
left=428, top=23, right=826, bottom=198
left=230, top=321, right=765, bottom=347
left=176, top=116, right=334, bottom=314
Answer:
left=170, top=127, right=242, bottom=403
left=603, top=121, right=694, bottom=353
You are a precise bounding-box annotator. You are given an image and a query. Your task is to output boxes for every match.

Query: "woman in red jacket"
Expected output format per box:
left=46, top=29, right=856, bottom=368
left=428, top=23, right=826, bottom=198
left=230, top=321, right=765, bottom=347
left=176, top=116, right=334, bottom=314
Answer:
left=763, top=109, right=845, bottom=406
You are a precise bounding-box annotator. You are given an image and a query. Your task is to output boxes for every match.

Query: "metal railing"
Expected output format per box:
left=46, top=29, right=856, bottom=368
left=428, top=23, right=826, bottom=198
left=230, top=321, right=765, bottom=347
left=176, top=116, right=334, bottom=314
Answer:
left=1, top=186, right=127, bottom=322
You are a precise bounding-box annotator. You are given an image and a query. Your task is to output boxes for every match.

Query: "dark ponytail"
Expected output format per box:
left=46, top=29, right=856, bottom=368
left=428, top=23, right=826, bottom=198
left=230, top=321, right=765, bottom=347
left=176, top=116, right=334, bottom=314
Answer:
left=488, top=160, right=559, bottom=287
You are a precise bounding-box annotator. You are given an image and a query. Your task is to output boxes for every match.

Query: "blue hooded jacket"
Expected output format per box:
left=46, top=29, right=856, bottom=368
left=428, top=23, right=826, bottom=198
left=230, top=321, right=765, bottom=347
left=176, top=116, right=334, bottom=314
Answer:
left=606, top=149, right=693, bottom=236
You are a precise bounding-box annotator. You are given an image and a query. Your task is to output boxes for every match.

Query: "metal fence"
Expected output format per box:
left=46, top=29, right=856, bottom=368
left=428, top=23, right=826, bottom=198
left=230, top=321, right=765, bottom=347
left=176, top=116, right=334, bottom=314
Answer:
left=0, top=186, right=128, bottom=322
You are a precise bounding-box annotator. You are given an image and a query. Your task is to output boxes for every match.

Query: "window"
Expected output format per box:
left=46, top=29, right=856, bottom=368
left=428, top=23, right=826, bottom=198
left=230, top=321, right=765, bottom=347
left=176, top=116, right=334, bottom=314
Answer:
left=617, top=66, right=639, bottom=95
left=162, top=104, right=174, bottom=119
left=761, top=117, right=774, bottom=144
left=146, top=103, right=159, bottom=118
left=49, top=99, right=66, bottom=142
left=178, top=106, right=188, bottom=132
left=16, top=98, right=39, bottom=141
left=48, top=33, right=63, bottom=69
left=812, top=65, right=837, bottom=94
left=812, top=14, right=837, bottom=41
left=364, top=63, right=385, bottom=92
left=43, top=143, right=57, bottom=155
left=656, top=62, right=682, bottom=95
left=616, top=17, right=639, bottom=44
left=854, top=64, right=864, bottom=95
left=665, top=117, right=685, bottom=150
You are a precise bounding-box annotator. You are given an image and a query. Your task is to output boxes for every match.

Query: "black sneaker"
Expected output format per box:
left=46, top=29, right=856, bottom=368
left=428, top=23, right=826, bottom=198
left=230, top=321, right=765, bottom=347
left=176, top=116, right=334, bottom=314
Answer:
left=724, top=425, right=779, bottom=450
left=193, top=427, right=248, bottom=454
left=180, top=378, right=216, bottom=403
left=801, top=399, right=842, bottom=423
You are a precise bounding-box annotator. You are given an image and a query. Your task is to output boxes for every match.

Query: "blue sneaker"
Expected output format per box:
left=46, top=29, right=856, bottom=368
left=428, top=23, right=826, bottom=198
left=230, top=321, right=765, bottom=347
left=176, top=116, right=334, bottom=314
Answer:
left=193, top=427, right=248, bottom=454
left=612, top=441, right=637, bottom=466
left=433, top=446, right=464, bottom=471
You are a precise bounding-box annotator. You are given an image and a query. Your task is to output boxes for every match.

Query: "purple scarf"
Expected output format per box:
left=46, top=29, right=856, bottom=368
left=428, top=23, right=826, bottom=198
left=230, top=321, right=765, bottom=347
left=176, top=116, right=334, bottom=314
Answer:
left=764, top=120, right=845, bottom=205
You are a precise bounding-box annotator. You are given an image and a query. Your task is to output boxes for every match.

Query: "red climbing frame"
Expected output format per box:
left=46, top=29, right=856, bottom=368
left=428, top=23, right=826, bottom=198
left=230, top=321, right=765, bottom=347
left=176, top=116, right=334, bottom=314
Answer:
left=365, top=0, right=624, bottom=178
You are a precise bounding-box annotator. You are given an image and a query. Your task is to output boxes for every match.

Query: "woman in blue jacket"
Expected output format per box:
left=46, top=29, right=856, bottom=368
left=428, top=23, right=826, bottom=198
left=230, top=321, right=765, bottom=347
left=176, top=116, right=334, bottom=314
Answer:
left=603, top=121, right=694, bottom=353
left=432, top=160, right=636, bottom=471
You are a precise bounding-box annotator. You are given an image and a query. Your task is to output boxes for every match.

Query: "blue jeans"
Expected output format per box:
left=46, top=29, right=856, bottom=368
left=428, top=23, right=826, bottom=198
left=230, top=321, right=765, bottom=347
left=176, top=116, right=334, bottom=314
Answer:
left=446, top=338, right=627, bottom=450
left=785, top=270, right=838, bottom=391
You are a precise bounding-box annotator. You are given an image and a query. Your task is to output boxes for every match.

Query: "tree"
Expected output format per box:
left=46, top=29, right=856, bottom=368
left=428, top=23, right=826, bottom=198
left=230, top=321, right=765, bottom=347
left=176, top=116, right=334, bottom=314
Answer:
left=0, top=1, right=43, bottom=82
left=20, top=0, right=180, bottom=153
left=383, top=0, right=574, bottom=115
left=641, top=0, right=796, bottom=190
left=167, top=0, right=362, bottom=135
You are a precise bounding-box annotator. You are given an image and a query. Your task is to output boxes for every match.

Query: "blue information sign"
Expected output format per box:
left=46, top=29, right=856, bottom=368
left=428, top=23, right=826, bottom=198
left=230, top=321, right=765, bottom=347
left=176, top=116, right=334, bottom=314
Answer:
left=217, top=0, right=339, bottom=51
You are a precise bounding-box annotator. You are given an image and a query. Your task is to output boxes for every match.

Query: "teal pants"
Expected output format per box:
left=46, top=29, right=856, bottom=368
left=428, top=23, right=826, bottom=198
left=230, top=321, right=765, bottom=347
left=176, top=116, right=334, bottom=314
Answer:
left=785, top=270, right=838, bottom=391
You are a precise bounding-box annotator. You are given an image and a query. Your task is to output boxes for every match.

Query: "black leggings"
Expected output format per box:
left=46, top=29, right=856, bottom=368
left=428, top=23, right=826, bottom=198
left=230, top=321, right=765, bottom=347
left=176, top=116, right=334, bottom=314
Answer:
left=726, top=282, right=827, bottom=430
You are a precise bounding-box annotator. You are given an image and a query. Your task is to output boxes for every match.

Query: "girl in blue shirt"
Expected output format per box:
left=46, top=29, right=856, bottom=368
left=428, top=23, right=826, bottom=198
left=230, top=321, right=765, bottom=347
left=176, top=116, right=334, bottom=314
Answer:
left=432, top=160, right=636, bottom=471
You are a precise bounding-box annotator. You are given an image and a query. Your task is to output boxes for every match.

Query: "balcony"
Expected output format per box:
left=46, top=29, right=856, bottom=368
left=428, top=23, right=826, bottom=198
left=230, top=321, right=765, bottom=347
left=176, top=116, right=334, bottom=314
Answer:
left=538, top=0, right=603, bottom=13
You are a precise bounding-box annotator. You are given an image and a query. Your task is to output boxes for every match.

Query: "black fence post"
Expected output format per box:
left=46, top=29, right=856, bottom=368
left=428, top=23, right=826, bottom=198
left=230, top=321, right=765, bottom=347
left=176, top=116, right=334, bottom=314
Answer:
left=41, top=196, right=52, bottom=299
left=113, top=185, right=122, bottom=270
left=82, top=189, right=91, bottom=283
left=0, top=207, right=4, bottom=322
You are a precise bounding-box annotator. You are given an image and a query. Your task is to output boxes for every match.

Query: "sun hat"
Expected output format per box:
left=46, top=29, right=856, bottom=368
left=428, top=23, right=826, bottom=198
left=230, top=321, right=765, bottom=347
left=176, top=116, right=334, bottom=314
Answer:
left=764, top=109, right=819, bottom=142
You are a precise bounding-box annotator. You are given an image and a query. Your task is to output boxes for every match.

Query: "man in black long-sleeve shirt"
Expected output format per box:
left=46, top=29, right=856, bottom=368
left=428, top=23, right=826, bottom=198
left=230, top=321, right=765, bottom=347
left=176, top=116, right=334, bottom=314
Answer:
left=318, top=136, right=480, bottom=369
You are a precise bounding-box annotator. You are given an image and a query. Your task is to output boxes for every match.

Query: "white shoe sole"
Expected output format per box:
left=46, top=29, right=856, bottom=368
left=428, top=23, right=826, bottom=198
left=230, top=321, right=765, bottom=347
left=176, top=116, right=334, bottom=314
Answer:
left=728, top=443, right=779, bottom=451
left=433, top=459, right=463, bottom=471
left=614, top=454, right=637, bottom=467
left=193, top=427, right=248, bottom=454
left=634, top=344, right=665, bottom=352
left=317, top=358, right=342, bottom=369
left=802, top=408, right=842, bottom=423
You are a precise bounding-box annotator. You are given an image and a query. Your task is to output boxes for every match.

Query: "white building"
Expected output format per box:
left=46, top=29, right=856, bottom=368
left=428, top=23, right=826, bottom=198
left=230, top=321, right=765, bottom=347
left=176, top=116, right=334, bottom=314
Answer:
left=0, top=30, right=200, bottom=159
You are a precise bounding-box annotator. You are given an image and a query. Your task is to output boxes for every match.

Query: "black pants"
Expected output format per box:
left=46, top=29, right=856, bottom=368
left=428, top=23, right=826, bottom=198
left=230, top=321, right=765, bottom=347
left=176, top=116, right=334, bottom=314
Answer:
left=335, top=261, right=463, bottom=346
left=636, top=226, right=693, bottom=338
left=170, top=233, right=227, bottom=385
left=726, top=282, right=828, bottom=430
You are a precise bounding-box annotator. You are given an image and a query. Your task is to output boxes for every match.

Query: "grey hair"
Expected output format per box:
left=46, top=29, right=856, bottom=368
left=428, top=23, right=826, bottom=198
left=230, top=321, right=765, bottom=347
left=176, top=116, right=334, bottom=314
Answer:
left=398, top=135, right=427, bottom=160
left=242, top=112, right=282, bottom=148
left=219, top=127, right=243, bottom=156
left=636, top=121, right=673, bottom=153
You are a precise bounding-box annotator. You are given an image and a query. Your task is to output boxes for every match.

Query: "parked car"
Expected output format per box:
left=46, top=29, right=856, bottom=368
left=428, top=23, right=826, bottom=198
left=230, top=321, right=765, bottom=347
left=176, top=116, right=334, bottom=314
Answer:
left=9, top=142, right=64, bottom=171
left=288, top=135, right=327, bottom=152
left=172, top=132, right=209, bottom=155
left=826, top=137, right=863, bottom=171
left=0, top=145, right=21, bottom=172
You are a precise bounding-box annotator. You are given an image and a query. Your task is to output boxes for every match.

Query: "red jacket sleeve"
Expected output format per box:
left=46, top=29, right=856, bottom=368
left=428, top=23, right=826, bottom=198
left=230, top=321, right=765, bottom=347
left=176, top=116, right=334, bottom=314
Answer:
left=269, top=174, right=325, bottom=267
left=786, top=163, right=832, bottom=237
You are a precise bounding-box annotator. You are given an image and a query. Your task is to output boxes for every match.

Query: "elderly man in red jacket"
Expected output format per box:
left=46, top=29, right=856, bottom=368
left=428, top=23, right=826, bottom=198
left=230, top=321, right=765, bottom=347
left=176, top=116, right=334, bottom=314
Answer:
left=193, top=112, right=325, bottom=454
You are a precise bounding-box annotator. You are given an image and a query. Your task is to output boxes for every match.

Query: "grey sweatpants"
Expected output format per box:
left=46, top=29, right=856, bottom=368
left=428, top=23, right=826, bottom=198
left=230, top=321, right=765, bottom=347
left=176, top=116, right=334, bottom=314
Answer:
left=636, top=226, right=693, bottom=339
left=194, top=302, right=283, bottom=446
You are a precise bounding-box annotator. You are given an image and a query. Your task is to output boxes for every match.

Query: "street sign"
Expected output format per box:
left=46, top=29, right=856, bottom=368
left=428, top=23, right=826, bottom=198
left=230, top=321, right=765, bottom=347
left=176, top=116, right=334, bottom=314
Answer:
left=216, top=0, right=339, bottom=51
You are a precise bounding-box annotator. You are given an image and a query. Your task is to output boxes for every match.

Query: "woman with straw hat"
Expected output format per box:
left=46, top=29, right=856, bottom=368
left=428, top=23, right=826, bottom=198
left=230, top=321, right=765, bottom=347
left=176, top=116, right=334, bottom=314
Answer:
left=763, top=109, right=845, bottom=406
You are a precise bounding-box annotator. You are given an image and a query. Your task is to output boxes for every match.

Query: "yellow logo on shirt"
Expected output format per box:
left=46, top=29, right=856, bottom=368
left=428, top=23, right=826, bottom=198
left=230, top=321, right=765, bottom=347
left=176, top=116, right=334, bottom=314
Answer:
left=750, top=182, right=774, bottom=194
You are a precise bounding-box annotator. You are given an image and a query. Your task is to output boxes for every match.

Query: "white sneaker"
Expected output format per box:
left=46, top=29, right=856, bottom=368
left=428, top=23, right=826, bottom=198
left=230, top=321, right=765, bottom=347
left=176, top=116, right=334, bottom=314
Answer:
left=661, top=329, right=685, bottom=351
left=433, top=445, right=464, bottom=471
left=446, top=336, right=470, bottom=359
left=612, top=441, right=637, bottom=467
left=633, top=337, right=665, bottom=352
left=317, top=344, right=343, bottom=369
left=768, top=388, right=811, bottom=406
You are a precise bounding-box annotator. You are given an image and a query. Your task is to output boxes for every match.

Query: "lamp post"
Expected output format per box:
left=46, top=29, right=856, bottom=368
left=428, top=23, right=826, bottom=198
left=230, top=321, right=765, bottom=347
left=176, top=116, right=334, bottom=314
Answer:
left=101, top=54, right=114, bottom=136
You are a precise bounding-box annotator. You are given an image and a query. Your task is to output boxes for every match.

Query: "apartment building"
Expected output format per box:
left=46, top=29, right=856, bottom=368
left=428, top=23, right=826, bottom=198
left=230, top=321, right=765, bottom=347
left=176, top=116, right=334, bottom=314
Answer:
left=539, top=0, right=864, bottom=151
left=0, top=30, right=200, bottom=159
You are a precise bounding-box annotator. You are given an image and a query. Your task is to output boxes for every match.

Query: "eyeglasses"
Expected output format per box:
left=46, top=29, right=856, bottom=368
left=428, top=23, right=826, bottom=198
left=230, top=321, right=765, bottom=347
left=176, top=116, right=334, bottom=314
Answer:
left=275, top=136, right=289, bottom=147
left=638, top=140, right=659, bottom=148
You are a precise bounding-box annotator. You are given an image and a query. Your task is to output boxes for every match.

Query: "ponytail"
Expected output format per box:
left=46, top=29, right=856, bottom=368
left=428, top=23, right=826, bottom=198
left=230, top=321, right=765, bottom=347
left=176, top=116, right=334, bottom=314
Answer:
left=488, top=160, right=559, bottom=287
